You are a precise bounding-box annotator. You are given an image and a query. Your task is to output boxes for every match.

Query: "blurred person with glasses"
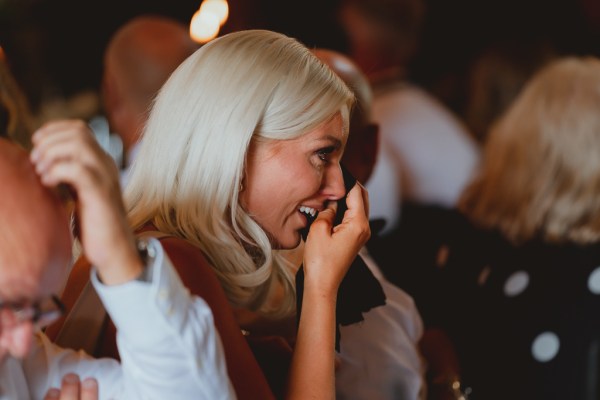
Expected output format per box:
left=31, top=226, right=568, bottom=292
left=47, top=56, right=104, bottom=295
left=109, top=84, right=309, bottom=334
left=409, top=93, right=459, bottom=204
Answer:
left=0, top=295, right=65, bottom=333
left=0, top=121, right=234, bottom=399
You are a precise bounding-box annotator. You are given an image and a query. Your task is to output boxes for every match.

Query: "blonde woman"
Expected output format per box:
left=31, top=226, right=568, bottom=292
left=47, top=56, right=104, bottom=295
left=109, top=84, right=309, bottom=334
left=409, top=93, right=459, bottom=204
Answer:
left=52, top=29, right=370, bottom=399
left=432, top=56, right=600, bottom=399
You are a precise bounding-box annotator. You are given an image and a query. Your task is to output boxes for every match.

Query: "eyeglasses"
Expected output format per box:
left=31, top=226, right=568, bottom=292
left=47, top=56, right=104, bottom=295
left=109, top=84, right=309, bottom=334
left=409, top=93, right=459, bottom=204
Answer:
left=0, top=295, right=65, bottom=330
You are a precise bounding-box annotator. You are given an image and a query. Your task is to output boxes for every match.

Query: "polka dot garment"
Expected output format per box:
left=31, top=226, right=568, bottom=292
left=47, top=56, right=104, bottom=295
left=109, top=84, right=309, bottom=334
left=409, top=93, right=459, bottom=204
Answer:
left=433, top=219, right=600, bottom=400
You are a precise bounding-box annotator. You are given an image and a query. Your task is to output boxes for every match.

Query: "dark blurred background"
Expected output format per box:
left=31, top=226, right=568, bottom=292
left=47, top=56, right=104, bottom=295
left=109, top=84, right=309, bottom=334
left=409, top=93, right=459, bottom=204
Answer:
left=1, top=0, right=599, bottom=119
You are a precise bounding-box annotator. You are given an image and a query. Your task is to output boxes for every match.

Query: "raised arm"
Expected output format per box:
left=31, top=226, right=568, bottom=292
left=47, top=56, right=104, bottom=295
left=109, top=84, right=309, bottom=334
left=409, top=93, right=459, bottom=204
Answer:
left=31, top=119, right=142, bottom=285
left=286, top=183, right=370, bottom=399
left=30, top=120, right=235, bottom=399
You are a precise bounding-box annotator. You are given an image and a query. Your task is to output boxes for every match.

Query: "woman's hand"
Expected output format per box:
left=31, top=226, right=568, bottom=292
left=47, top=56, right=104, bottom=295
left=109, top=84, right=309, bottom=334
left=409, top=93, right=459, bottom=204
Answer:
left=287, top=182, right=370, bottom=400
left=302, top=182, right=370, bottom=297
left=30, top=119, right=143, bottom=285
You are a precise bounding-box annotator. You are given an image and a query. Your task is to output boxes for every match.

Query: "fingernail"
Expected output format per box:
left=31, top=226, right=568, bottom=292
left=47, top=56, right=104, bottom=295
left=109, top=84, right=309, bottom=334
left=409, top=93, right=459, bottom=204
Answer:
left=46, top=388, right=60, bottom=398
left=30, top=149, right=38, bottom=162
left=63, top=373, right=79, bottom=383
left=82, top=378, right=98, bottom=389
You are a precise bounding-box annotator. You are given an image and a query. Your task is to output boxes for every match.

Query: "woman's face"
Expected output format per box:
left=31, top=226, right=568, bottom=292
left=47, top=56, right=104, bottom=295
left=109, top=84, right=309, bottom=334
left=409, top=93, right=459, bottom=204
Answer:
left=241, top=113, right=347, bottom=249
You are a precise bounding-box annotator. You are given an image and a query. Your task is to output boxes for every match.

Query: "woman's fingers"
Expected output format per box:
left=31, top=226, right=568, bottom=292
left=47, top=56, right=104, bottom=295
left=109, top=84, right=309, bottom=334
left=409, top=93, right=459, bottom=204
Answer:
left=343, top=182, right=369, bottom=222
left=302, top=182, right=371, bottom=293
left=308, top=202, right=337, bottom=238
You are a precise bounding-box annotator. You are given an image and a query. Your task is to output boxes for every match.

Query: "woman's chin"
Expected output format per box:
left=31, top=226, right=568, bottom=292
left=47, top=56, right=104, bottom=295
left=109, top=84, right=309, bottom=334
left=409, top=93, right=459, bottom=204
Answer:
left=271, top=232, right=302, bottom=250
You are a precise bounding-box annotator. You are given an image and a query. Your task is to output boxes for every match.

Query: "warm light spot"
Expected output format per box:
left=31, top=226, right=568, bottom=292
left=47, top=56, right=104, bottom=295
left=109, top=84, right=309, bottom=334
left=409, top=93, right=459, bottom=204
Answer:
left=200, top=0, right=229, bottom=26
left=435, top=244, right=449, bottom=268
left=0, top=46, right=5, bottom=62
left=190, top=9, right=220, bottom=44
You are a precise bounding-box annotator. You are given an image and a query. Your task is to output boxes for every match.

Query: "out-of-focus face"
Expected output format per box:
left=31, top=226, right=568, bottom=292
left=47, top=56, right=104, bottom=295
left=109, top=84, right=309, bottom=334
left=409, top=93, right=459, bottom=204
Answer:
left=241, top=113, right=347, bottom=249
left=0, top=214, right=70, bottom=362
left=0, top=140, right=72, bottom=361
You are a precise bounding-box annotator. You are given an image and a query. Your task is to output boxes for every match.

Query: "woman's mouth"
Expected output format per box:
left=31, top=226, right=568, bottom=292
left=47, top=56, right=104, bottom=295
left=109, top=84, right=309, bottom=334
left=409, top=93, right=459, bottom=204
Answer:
left=299, top=206, right=318, bottom=241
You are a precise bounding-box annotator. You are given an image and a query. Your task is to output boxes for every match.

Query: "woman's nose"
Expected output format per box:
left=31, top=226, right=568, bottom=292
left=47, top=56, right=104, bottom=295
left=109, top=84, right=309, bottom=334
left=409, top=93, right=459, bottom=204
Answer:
left=323, top=164, right=346, bottom=200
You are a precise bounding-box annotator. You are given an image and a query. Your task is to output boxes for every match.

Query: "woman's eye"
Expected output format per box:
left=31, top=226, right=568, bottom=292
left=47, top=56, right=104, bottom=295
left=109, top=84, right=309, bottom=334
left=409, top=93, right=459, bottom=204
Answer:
left=316, top=146, right=335, bottom=162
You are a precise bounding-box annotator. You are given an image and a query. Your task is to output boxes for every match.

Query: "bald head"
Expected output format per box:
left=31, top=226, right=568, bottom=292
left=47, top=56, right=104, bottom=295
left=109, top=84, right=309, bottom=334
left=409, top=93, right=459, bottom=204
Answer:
left=0, top=139, right=72, bottom=301
left=338, top=0, right=426, bottom=78
left=103, top=15, right=198, bottom=154
left=313, top=48, right=379, bottom=183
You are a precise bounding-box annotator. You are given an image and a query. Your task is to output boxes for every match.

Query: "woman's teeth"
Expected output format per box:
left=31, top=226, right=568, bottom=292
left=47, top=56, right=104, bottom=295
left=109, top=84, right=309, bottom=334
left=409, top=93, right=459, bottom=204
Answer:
left=299, top=206, right=317, bottom=217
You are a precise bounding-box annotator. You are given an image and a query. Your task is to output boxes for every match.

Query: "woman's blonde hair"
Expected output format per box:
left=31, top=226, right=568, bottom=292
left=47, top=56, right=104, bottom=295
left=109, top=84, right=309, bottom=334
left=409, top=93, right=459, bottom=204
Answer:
left=125, top=30, right=354, bottom=316
left=460, top=56, right=600, bottom=245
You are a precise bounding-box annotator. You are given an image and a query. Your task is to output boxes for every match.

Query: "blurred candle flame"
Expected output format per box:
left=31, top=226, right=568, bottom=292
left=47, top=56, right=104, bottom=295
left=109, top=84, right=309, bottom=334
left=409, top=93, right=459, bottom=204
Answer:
left=200, top=0, right=229, bottom=26
left=190, top=9, right=220, bottom=43
left=189, top=0, right=229, bottom=44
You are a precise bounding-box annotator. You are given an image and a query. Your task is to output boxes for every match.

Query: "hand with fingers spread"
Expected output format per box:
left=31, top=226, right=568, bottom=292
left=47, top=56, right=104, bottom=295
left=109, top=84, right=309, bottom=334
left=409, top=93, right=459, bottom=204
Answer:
left=30, top=119, right=143, bottom=285
left=44, top=374, right=98, bottom=400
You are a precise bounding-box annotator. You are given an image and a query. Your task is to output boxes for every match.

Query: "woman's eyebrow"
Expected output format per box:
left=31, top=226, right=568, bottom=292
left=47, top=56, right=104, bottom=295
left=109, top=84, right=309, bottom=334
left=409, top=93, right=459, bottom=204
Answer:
left=315, top=135, right=343, bottom=148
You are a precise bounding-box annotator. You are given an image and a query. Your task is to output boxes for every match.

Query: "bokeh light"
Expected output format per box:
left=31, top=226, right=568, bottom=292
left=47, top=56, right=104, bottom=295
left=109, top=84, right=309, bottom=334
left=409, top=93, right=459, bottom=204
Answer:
left=200, top=0, right=229, bottom=26
left=190, top=9, right=220, bottom=44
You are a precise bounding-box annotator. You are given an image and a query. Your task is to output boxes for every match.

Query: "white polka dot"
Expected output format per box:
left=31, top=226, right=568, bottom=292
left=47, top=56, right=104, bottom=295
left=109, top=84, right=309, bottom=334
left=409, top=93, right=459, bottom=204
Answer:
left=531, top=331, right=560, bottom=362
left=503, top=270, right=530, bottom=297
left=588, top=267, right=600, bottom=294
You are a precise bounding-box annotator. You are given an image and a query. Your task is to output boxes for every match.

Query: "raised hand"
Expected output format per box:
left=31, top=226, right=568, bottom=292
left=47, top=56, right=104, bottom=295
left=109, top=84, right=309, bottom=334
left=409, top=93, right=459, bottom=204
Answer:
left=287, top=182, right=370, bottom=400
left=30, top=119, right=143, bottom=285
left=302, top=182, right=370, bottom=296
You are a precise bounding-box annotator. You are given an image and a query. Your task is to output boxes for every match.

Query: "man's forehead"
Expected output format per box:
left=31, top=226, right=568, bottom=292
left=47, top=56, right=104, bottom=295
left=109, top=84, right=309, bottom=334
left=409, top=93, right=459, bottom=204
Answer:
left=0, top=263, right=43, bottom=302
left=0, top=139, right=72, bottom=302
